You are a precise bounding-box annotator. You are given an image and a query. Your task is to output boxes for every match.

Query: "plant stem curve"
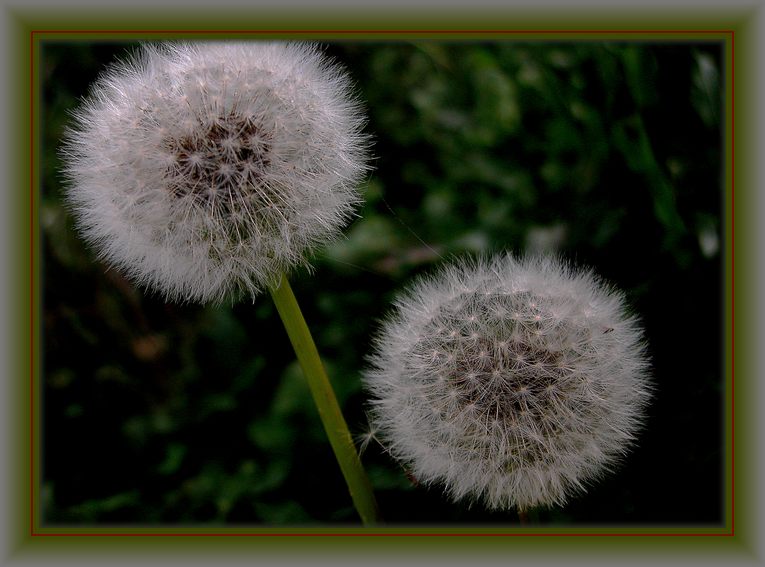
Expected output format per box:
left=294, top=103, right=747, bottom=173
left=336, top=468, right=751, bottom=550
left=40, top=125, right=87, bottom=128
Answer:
left=269, top=274, right=381, bottom=525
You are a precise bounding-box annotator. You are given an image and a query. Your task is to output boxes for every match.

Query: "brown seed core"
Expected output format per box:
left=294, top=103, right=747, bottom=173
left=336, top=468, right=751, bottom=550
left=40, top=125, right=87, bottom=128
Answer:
left=410, top=291, right=588, bottom=424
left=164, top=113, right=272, bottom=212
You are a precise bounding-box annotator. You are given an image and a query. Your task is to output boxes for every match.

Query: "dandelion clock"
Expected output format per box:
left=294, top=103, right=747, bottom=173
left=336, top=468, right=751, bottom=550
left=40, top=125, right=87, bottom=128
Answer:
left=60, top=41, right=379, bottom=524
left=364, top=254, right=652, bottom=517
left=61, top=41, right=368, bottom=303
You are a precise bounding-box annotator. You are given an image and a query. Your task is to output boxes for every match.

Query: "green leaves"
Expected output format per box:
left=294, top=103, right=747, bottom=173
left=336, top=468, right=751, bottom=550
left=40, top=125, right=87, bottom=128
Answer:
left=611, top=113, right=687, bottom=250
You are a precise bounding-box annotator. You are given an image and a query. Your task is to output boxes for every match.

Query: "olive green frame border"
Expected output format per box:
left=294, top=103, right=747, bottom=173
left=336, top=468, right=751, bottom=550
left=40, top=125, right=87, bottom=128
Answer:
left=8, top=3, right=755, bottom=564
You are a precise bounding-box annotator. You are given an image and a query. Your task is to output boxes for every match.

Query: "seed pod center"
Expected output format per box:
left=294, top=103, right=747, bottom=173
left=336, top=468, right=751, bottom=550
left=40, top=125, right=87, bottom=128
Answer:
left=164, top=113, right=273, bottom=213
left=409, top=291, right=592, bottom=435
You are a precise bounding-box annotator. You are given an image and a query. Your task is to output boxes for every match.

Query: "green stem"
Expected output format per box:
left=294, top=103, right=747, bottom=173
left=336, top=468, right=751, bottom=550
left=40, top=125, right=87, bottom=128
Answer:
left=268, top=274, right=381, bottom=525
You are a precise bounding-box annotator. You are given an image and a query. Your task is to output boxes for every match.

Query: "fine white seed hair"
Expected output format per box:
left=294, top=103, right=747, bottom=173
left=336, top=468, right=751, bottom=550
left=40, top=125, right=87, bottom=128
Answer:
left=363, top=253, right=652, bottom=511
left=61, top=41, right=370, bottom=303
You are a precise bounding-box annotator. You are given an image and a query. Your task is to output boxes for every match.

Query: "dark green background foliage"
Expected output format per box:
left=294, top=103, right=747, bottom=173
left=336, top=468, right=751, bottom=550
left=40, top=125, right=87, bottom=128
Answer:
left=41, top=41, right=723, bottom=525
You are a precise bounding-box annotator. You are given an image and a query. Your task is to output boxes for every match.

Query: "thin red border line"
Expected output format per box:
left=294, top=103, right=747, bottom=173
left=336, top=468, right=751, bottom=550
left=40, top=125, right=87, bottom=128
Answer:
left=729, top=30, right=735, bottom=537
left=31, top=29, right=733, bottom=35
left=32, top=532, right=732, bottom=537
left=30, top=29, right=735, bottom=538
left=30, top=29, right=36, bottom=538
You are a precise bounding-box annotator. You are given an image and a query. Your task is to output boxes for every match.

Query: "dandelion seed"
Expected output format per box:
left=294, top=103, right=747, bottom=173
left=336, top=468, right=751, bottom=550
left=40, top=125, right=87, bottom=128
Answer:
left=363, top=253, right=652, bottom=511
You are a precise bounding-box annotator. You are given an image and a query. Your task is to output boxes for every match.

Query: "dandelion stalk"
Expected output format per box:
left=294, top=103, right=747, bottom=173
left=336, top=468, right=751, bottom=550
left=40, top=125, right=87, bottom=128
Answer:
left=269, top=274, right=380, bottom=525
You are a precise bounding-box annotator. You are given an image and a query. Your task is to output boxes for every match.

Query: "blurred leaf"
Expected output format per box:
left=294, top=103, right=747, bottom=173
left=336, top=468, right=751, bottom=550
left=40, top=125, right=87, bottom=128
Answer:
left=691, top=51, right=721, bottom=128
left=69, top=490, right=141, bottom=521
left=324, top=215, right=403, bottom=265
left=158, top=443, right=187, bottom=475
left=272, top=361, right=313, bottom=418
left=248, top=416, right=296, bottom=453
left=612, top=114, right=687, bottom=245
left=254, top=501, right=312, bottom=523
left=622, top=46, right=659, bottom=108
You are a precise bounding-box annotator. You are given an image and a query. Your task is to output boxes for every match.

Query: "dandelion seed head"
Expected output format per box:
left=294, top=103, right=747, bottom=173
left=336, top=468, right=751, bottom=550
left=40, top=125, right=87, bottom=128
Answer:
left=61, top=41, right=369, bottom=303
left=364, top=253, right=652, bottom=511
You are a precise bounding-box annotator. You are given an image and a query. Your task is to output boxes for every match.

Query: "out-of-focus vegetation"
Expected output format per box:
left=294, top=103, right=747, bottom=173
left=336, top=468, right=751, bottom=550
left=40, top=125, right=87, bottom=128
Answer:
left=41, top=40, right=723, bottom=525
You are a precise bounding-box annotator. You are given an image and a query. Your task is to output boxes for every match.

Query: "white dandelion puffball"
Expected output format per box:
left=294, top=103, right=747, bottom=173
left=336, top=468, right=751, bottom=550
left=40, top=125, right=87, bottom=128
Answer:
left=364, top=254, right=651, bottom=511
left=61, top=41, right=369, bottom=303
